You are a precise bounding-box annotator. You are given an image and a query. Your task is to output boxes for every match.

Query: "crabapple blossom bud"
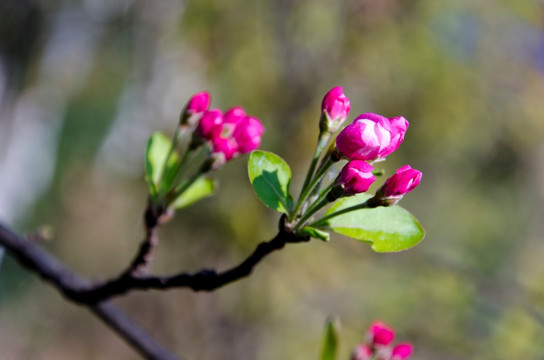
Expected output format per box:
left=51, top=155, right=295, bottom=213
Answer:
left=320, top=86, right=351, bottom=133
left=368, top=321, right=395, bottom=346
left=337, top=160, right=376, bottom=196
left=233, top=116, right=265, bottom=153
left=352, top=344, right=372, bottom=360
left=336, top=113, right=391, bottom=161
left=374, top=165, right=422, bottom=206
left=381, top=116, right=409, bottom=158
left=212, top=136, right=238, bottom=162
left=180, top=91, right=211, bottom=125
left=336, top=113, right=409, bottom=161
left=200, top=108, right=265, bottom=169
left=222, top=106, right=247, bottom=135
left=391, top=343, right=413, bottom=360
left=196, top=109, right=223, bottom=141
left=187, top=91, right=211, bottom=114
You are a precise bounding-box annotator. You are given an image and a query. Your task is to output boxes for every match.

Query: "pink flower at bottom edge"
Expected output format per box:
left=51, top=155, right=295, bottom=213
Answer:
left=352, top=344, right=372, bottom=360
left=391, top=343, right=413, bottom=360
left=368, top=321, right=395, bottom=346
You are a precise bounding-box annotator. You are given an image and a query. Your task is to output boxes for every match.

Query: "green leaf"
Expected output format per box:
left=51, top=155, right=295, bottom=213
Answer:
left=322, top=194, right=425, bottom=252
left=144, top=132, right=179, bottom=197
left=320, top=318, right=340, bottom=360
left=170, top=177, right=217, bottom=209
left=248, top=150, right=293, bottom=214
left=299, top=227, right=330, bottom=242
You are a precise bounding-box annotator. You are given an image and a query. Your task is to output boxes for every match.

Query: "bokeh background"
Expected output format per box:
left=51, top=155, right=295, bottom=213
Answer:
left=1, top=0, right=544, bottom=359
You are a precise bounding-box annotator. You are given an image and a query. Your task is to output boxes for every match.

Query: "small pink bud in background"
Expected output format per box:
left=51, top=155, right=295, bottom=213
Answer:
left=212, top=137, right=238, bottom=161
left=352, top=344, right=372, bottom=360
left=233, top=116, right=265, bottom=153
left=196, top=105, right=265, bottom=168
left=181, top=91, right=211, bottom=126
left=222, top=106, right=247, bottom=134
left=337, top=160, right=376, bottom=195
left=321, top=86, right=351, bottom=133
left=336, top=113, right=392, bottom=161
left=368, top=321, right=395, bottom=346
left=197, top=109, right=223, bottom=141
left=186, top=91, right=211, bottom=114
left=391, top=343, right=413, bottom=360
left=382, top=165, right=422, bottom=198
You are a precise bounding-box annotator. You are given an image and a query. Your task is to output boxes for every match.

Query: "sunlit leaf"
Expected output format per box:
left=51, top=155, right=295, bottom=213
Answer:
left=322, top=194, right=425, bottom=252
left=248, top=150, right=293, bottom=214
left=170, top=177, right=217, bottom=209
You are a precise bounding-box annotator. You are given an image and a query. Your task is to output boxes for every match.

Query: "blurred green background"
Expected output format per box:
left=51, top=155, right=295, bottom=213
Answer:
left=1, top=0, right=544, bottom=359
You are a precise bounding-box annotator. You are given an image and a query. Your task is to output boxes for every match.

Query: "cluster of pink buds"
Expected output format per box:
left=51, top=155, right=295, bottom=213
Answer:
left=186, top=92, right=265, bottom=169
left=316, top=87, right=421, bottom=204
left=352, top=321, right=413, bottom=360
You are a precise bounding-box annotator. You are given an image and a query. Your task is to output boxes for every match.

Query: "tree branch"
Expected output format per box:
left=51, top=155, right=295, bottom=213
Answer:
left=0, top=222, right=179, bottom=360
left=0, top=217, right=309, bottom=358
left=73, top=224, right=309, bottom=303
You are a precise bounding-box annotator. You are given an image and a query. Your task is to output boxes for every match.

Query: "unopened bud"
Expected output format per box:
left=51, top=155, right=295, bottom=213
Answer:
left=320, top=86, right=350, bottom=133
left=180, top=91, right=211, bottom=126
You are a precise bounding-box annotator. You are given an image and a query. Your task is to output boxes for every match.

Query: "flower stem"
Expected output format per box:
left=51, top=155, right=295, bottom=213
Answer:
left=294, top=196, right=330, bottom=231
left=292, top=156, right=334, bottom=220
left=309, top=199, right=379, bottom=228
left=295, top=180, right=336, bottom=227
left=292, top=133, right=331, bottom=220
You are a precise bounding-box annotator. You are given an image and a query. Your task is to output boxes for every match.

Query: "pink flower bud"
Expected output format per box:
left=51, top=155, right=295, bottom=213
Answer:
left=181, top=91, right=212, bottom=126
left=337, top=160, right=376, bottom=195
left=197, top=105, right=265, bottom=167
left=381, top=116, right=409, bottom=158
left=336, top=113, right=409, bottom=161
left=368, top=321, right=395, bottom=346
left=352, top=344, right=372, bottom=360
left=233, top=116, right=265, bottom=153
left=186, top=91, right=211, bottom=114
left=321, top=86, right=351, bottom=132
left=336, top=113, right=392, bottom=161
left=212, top=137, right=238, bottom=161
left=391, top=343, right=413, bottom=360
left=224, top=106, right=246, bottom=120
left=382, top=165, right=422, bottom=198
left=197, top=109, right=223, bottom=141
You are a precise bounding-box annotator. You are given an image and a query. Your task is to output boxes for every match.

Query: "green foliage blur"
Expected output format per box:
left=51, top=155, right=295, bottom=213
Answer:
left=1, top=0, right=544, bottom=359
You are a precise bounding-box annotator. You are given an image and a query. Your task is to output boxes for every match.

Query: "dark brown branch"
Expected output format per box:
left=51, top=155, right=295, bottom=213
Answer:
left=0, top=217, right=309, bottom=358
left=91, top=303, right=179, bottom=360
left=125, top=201, right=169, bottom=277
left=0, top=222, right=180, bottom=360
left=72, top=225, right=309, bottom=304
